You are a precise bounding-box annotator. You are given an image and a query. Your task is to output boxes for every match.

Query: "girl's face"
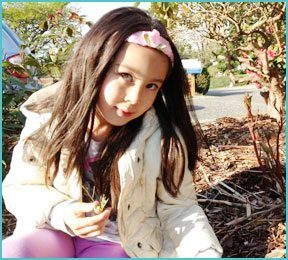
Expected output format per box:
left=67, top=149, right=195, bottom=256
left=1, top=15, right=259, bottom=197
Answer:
left=95, top=42, right=169, bottom=132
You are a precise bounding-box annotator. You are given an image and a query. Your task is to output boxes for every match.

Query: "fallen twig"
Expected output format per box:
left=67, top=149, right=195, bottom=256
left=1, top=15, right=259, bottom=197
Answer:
left=225, top=203, right=283, bottom=226
left=198, top=198, right=246, bottom=208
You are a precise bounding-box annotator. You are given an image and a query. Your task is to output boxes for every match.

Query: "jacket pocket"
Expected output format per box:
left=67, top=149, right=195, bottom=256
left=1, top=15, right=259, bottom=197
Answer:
left=22, top=137, right=46, bottom=166
left=126, top=218, right=163, bottom=257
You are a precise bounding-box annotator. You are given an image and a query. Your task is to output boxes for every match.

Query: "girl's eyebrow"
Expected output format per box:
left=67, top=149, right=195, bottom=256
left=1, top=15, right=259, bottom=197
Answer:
left=114, top=63, right=165, bottom=83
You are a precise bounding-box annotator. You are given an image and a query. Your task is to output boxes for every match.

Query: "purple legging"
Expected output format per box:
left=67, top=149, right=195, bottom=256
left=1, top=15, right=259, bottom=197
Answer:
left=2, top=228, right=129, bottom=258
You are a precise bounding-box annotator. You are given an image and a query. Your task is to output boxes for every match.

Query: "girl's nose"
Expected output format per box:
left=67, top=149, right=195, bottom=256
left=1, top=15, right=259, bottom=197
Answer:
left=125, top=85, right=142, bottom=105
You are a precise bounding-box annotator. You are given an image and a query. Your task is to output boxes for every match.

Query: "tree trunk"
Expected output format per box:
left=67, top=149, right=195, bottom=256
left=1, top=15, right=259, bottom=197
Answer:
left=266, top=76, right=285, bottom=121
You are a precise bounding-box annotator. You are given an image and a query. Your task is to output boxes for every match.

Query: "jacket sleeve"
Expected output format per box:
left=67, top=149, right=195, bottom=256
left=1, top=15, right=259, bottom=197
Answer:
left=2, top=102, right=78, bottom=235
left=156, top=132, right=223, bottom=257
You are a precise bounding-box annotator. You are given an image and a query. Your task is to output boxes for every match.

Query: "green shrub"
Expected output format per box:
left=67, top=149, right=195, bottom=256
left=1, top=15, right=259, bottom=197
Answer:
left=195, top=67, right=210, bottom=95
left=207, top=65, right=219, bottom=77
left=2, top=63, right=38, bottom=179
left=216, top=60, right=227, bottom=73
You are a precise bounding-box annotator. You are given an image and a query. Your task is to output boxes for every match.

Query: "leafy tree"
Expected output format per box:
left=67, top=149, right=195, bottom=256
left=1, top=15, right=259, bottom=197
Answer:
left=150, top=2, right=286, bottom=120
left=188, top=2, right=286, bottom=120
left=169, top=25, right=222, bottom=64
left=149, top=2, right=179, bottom=29
left=3, top=2, right=69, bottom=50
left=3, top=2, right=92, bottom=80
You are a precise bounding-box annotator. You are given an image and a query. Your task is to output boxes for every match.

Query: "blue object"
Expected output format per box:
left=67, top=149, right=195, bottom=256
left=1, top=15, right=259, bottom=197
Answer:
left=182, top=59, right=202, bottom=75
left=2, top=21, right=24, bottom=61
left=2, top=21, right=41, bottom=91
left=185, top=68, right=202, bottom=74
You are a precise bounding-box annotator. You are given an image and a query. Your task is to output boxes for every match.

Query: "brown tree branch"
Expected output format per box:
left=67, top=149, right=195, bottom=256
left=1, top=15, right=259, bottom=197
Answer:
left=272, top=22, right=284, bottom=57
left=244, top=2, right=286, bottom=34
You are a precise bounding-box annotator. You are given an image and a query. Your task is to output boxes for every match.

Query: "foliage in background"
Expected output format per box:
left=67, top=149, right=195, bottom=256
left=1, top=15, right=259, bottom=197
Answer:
left=3, top=2, right=92, bottom=80
left=3, top=2, right=79, bottom=58
left=2, top=66, right=36, bottom=179
left=150, top=2, right=286, bottom=120
left=2, top=3, right=92, bottom=178
left=190, top=2, right=286, bottom=120
left=35, top=9, right=89, bottom=80
left=209, top=76, right=231, bottom=89
left=150, top=3, right=223, bottom=66
left=149, top=2, right=179, bottom=30
left=2, top=2, right=69, bottom=42
left=195, top=67, right=210, bottom=95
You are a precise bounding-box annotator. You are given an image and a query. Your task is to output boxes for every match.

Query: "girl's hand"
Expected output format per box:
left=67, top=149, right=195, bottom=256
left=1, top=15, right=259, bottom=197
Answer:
left=63, top=201, right=111, bottom=238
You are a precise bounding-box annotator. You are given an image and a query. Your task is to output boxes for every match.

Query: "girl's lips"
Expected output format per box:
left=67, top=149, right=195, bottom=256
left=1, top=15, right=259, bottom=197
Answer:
left=115, top=107, right=133, bottom=117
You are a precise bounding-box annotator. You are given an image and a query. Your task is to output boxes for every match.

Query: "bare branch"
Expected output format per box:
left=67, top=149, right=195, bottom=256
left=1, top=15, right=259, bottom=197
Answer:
left=244, top=2, right=286, bottom=34
left=272, top=23, right=283, bottom=56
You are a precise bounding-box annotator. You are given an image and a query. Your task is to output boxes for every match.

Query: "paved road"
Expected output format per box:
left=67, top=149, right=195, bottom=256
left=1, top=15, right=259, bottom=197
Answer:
left=190, top=85, right=268, bottom=123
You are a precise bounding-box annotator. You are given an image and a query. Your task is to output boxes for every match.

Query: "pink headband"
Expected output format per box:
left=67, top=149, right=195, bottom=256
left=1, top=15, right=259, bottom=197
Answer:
left=126, top=29, right=174, bottom=65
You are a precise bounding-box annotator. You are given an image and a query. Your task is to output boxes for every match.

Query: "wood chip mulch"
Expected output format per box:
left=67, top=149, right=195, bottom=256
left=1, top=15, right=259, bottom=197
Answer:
left=195, top=115, right=286, bottom=258
left=2, top=115, right=286, bottom=258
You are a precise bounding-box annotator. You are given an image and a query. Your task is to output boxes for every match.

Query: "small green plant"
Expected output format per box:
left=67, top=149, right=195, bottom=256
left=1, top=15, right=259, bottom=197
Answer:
left=95, top=195, right=109, bottom=213
left=82, top=184, right=109, bottom=213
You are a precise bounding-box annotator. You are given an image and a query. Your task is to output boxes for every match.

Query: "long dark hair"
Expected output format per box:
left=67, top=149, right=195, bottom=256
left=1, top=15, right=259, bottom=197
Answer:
left=27, top=7, right=198, bottom=212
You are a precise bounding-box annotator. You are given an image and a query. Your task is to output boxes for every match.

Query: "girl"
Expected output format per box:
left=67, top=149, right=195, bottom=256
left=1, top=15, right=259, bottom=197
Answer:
left=2, top=7, right=223, bottom=258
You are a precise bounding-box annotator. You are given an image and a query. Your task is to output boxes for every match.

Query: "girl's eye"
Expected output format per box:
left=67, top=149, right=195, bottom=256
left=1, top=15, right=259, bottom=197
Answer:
left=119, top=73, right=133, bottom=82
left=146, top=83, right=159, bottom=90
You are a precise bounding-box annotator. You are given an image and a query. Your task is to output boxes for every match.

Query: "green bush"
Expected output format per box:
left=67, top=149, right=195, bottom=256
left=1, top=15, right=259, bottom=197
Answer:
left=207, top=65, right=219, bottom=77
left=195, top=67, right=210, bottom=95
left=2, top=77, right=37, bottom=180
left=216, top=60, right=227, bottom=73
left=2, top=5, right=91, bottom=179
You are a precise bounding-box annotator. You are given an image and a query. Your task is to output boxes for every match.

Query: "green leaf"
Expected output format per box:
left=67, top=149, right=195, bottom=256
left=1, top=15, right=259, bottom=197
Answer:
left=24, top=55, right=41, bottom=68
left=2, top=94, right=14, bottom=108
left=48, top=48, right=57, bottom=63
left=2, top=61, right=12, bottom=68
left=94, top=195, right=109, bottom=212
left=276, top=57, right=283, bottom=63
left=182, top=4, right=190, bottom=16
left=48, top=65, right=61, bottom=78
left=86, top=21, right=94, bottom=28
left=66, top=27, right=73, bottom=37
left=39, top=20, right=48, bottom=31
left=16, top=111, right=26, bottom=125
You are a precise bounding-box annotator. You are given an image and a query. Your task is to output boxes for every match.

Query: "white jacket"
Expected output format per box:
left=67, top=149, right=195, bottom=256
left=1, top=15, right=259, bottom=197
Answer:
left=3, top=83, right=223, bottom=257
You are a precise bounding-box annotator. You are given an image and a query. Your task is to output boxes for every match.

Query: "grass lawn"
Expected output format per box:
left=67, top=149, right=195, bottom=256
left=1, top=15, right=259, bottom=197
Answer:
left=209, top=76, right=231, bottom=89
left=209, top=74, right=250, bottom=89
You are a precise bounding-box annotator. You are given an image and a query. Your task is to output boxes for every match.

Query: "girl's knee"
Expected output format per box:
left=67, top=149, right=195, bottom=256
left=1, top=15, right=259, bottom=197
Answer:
left=2, top=229, right=75, bottom=258
left=2, top=235, right=33, bottom=257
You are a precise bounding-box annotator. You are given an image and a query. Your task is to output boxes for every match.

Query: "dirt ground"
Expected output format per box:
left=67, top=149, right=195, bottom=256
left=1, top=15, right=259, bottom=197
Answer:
left=2, top=115, right=286, bottom=257
left=194, top=115, right=286, bottom=257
